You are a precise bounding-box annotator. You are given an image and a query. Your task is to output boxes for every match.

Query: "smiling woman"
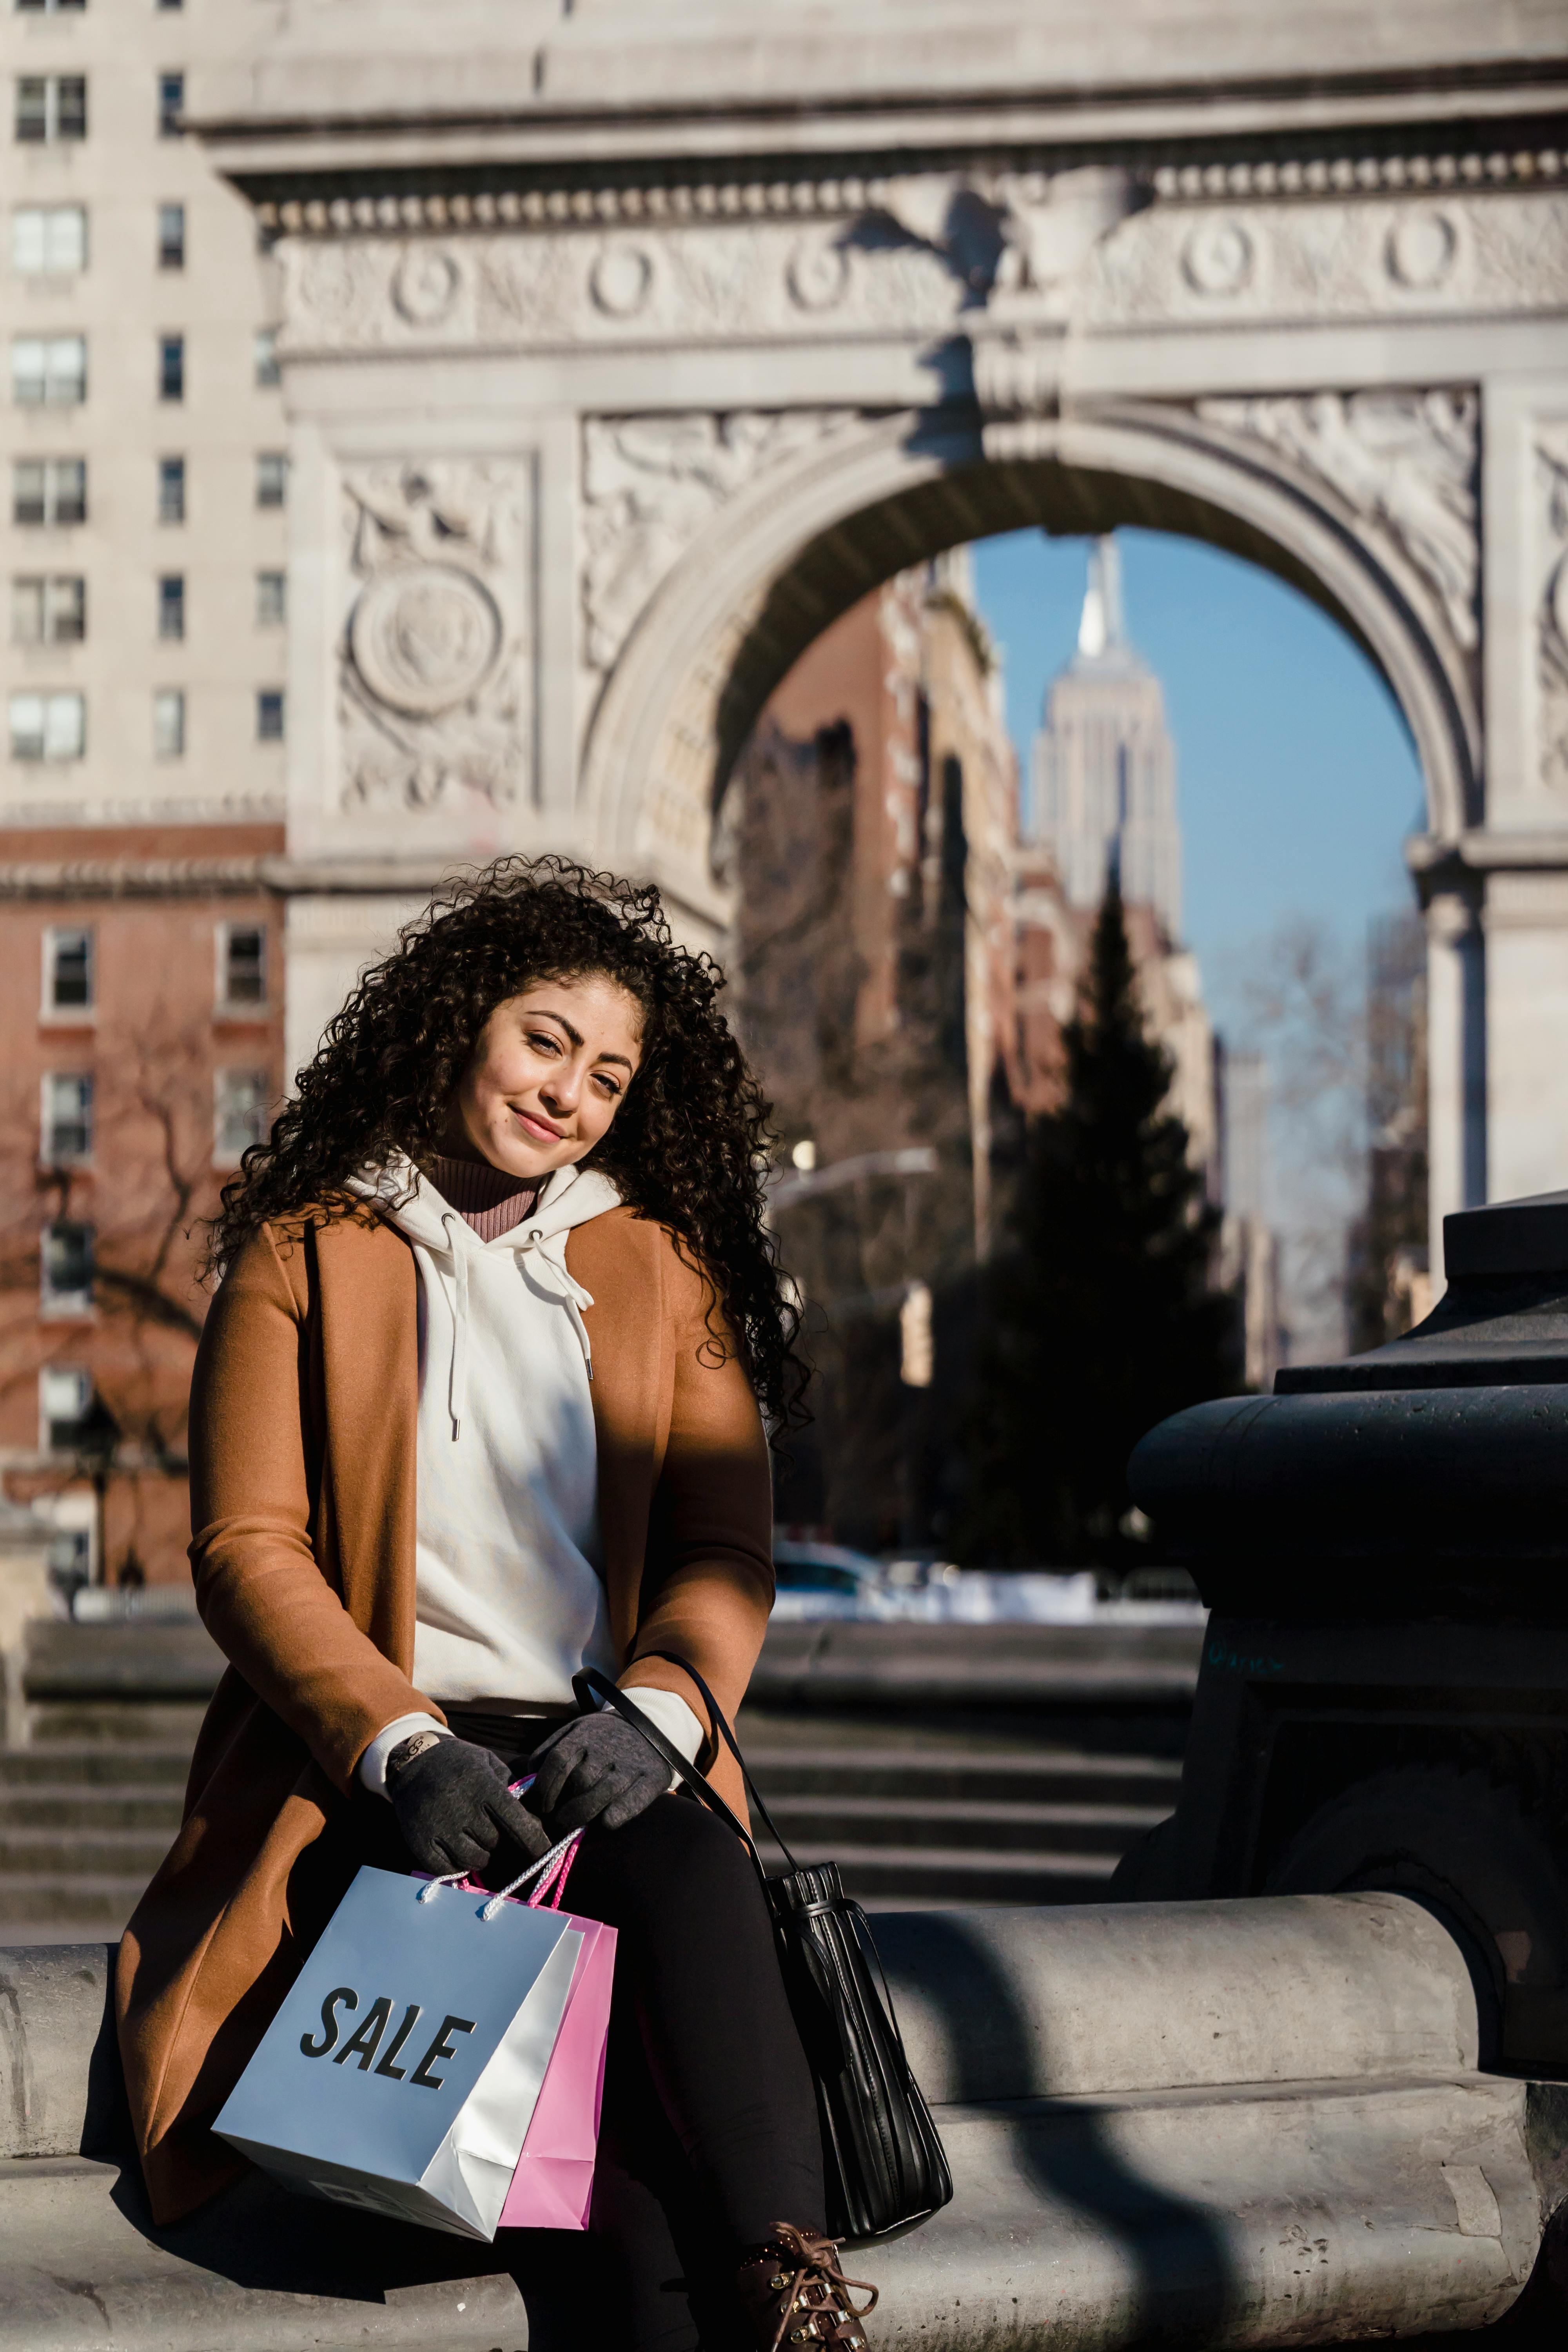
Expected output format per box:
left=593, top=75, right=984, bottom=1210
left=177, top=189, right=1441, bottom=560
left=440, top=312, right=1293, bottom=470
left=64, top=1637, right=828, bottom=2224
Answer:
left=113, top=858, right=872, bottom=2352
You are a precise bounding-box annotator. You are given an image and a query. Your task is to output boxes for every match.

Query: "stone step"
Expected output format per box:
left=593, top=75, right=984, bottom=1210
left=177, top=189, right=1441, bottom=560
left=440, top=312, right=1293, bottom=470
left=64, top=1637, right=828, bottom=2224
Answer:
left=759, top=1791, right=1169, bottom=1856
left=24, top=1703, right=211, bottom=1748
left=754, top=1838, right=1122, bottom=1904
left=0, top=1746, right=191, bottom=1787
left=0, top=1876, right=151, bottom=1927
left=0, top=1829, right=174, bottom=1880
left=746, top=1744, right=1184, bottom=1807
left=0, top=1791, right=183, bottom=1833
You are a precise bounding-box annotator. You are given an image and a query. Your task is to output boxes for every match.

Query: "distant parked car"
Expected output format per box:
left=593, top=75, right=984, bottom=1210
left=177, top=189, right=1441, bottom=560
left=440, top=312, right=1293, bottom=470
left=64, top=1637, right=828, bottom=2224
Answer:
left=768, top=1541, right=1205, bottom=1625
left=770, top=1539, right=891, bottom=1619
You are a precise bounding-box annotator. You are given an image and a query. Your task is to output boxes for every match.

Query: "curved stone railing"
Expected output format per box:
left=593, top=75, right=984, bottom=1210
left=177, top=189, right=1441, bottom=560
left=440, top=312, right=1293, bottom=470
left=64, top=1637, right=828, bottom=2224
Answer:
left=2, top=1891, right=1562, bottom=2348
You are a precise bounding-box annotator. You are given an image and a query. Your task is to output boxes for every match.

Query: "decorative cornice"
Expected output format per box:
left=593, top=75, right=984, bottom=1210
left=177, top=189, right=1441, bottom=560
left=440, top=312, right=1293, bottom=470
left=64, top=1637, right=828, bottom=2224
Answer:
left=254, top=135, right=1566, bottom=239
left=0, top=858, right=273, bottom=901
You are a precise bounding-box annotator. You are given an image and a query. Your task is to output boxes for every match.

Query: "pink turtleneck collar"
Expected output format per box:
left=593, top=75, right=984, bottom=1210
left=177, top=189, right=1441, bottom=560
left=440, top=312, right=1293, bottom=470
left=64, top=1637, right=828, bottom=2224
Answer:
left=426, top=1154, right=544, bottom=1244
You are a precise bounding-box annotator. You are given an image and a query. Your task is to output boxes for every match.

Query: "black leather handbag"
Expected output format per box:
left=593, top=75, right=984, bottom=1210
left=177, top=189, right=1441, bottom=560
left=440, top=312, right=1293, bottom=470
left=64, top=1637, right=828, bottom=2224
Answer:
left=575, top=1658, right=953, bottom=2243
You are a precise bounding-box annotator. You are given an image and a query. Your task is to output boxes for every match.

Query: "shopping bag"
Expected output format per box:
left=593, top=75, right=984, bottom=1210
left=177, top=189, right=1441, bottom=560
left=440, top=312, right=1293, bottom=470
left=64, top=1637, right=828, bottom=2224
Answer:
left=215, top=1862, right=593, bottom=2240
left=498, top=1909, right=616, bottom=2230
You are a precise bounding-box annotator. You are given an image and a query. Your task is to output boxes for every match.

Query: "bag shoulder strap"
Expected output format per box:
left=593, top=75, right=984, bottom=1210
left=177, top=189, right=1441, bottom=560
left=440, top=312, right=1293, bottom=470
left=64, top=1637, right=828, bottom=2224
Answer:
left=573, top=1659, right=799, bottom=1877
left=635, top=1650, right=802, bottom=1871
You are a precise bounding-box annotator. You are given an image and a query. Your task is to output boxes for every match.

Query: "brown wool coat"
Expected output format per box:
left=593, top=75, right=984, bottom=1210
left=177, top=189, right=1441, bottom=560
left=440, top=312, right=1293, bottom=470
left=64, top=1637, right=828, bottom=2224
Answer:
left=116, top=1203, right=775, bottom=2226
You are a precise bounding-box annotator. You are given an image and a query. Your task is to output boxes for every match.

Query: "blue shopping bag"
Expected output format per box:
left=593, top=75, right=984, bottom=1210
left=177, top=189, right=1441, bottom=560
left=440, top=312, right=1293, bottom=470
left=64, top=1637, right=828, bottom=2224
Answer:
left=216, top=1863, right=585, bottom=2240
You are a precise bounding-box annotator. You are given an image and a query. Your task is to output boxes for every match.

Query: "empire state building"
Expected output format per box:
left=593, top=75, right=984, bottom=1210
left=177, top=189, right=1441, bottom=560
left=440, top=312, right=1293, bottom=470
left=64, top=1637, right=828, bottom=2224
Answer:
left=1029, top=537, right=1183, bottom=943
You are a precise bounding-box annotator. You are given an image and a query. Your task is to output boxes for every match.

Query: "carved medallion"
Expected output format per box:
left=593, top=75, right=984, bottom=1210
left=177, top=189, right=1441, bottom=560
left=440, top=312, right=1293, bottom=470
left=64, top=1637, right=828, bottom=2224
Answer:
left=392, top=245, right=460, bottom=326
left=590, top=243, right=653, bottom=317
left=1387, top=211, right=1457, bottom=290
left=1181, top=217, right=1255, bottom=296
left=348, top=564, right=502, bottom=717
left=786, top=236, right=850, bottom=312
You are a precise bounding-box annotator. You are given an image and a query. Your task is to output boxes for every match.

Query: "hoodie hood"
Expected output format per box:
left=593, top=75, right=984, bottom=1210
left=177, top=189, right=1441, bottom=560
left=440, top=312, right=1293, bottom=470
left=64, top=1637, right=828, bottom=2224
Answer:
left=349, top=1154, right=622, bottom=1433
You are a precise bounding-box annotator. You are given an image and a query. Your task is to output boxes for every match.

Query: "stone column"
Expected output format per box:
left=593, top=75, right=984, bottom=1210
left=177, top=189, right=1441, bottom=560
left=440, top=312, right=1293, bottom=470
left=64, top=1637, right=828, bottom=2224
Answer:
left=1425, top=883, right=1486, bottom=1267
left=1483, top=869, right=1568, bottom=1205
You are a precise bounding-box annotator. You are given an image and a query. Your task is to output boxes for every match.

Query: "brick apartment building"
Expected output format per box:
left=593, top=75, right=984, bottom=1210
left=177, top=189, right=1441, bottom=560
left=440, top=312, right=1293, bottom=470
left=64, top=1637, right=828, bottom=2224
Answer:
left=2, top=0, right=287, bottom=1588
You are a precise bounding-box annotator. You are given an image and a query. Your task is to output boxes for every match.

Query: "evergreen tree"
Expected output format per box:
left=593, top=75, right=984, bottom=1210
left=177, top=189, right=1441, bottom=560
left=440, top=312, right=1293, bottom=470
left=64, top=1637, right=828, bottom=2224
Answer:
left=959, top=883, right=1238, bottom=1565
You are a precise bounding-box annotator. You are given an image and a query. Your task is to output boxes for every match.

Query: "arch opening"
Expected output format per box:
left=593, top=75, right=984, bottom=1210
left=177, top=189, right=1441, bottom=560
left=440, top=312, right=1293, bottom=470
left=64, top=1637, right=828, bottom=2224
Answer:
left=581, top=405, right=1476, bottom=918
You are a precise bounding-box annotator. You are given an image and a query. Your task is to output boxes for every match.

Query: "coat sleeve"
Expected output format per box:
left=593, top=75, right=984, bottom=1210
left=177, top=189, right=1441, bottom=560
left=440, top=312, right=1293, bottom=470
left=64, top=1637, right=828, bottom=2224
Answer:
left=187, top=1224, right=437, bottom=1794
left=621, top=1243, right=775, bottom=1773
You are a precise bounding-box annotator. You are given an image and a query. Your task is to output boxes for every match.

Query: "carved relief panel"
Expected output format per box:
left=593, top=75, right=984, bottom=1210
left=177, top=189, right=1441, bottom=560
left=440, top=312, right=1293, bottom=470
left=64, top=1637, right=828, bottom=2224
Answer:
left=1199, top=390, right=1479, bottom=676
left=1537, top=427, right=1568, bottom=801
left=337, top=458, right=534, bottom=816
left=579, top=410, right=861, bottom=674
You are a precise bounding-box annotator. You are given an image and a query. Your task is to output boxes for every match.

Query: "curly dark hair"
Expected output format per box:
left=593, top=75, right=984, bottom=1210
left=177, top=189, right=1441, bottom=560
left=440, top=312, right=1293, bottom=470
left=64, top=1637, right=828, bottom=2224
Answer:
left=209, top=857, right=808, bottom=1436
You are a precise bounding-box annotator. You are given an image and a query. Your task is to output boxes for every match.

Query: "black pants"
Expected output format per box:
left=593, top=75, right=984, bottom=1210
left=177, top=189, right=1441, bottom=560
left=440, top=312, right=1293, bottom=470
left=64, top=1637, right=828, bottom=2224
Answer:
left=453, top=1724, right=824, bottom=2350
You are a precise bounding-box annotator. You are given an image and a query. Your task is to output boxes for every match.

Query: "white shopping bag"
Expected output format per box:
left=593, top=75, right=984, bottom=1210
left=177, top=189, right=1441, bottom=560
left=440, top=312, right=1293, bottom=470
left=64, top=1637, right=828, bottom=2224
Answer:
left=215, top=1863, right=585, bottom=2240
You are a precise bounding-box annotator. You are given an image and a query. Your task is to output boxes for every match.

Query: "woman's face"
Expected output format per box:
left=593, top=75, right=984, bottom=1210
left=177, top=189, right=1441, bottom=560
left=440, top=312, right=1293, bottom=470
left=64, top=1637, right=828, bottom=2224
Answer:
left=443, top=972, right=644, bottom=1179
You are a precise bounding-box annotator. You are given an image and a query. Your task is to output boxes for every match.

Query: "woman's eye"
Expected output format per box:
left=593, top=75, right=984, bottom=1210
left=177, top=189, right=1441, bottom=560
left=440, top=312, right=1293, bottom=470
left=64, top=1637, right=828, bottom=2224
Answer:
left=527, top=1031, right=560, bottom=1056
left=595, top=1074, right=621, bottom=1097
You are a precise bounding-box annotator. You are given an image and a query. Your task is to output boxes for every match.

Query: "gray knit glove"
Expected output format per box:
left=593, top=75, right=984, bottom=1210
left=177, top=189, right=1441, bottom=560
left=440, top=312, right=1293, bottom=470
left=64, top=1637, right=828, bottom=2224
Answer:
left=388, top=1736, right=552, bottom=1878
left=524, top=1712, right=672, bottom=1837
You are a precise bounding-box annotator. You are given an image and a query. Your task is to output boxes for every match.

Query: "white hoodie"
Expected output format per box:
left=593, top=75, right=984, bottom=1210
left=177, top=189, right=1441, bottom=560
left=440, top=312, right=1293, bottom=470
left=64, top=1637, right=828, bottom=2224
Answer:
left=349, top=1156, right=704, bottom=1789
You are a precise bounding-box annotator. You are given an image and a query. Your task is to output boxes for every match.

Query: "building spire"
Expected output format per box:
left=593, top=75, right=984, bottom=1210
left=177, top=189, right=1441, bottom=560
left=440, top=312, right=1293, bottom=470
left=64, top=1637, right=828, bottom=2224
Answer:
left=1076, top=534, right=1125, bottom=659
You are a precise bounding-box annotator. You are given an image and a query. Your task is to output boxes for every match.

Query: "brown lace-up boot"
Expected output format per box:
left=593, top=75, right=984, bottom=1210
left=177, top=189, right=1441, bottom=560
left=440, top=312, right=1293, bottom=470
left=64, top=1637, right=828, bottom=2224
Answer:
left=735, top=2223, right=878, bottom=2350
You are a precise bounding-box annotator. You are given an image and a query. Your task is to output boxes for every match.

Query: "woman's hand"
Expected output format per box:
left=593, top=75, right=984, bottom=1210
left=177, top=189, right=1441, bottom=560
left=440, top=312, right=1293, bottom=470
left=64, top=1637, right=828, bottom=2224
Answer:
left=525, top=1714, right=672, bottom=1836
left=387, top=1736, right=551, bottom=1877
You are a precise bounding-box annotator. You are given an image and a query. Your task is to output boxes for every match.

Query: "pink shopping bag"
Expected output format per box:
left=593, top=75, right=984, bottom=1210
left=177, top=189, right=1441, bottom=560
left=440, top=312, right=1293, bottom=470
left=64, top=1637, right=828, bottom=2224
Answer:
left=498, top=1908, right=617, bottom=2230
left=485, top=1779, right=615, bottom=2232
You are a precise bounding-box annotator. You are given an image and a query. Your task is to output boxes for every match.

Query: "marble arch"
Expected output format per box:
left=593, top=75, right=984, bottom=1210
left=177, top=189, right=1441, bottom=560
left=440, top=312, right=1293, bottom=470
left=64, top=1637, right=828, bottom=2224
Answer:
left=201, top=0, right=1568, bottom=1261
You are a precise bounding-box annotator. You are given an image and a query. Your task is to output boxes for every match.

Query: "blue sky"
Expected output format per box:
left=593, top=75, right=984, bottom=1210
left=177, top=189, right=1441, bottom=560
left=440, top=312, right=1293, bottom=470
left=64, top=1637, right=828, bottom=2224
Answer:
left=969, top=528, right=1425, bottom=1034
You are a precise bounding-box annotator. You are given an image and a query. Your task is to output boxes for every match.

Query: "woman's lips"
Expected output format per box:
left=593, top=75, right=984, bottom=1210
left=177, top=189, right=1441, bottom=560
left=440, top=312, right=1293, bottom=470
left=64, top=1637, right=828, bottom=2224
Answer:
left=513, top=1107, right=563, bottom=1142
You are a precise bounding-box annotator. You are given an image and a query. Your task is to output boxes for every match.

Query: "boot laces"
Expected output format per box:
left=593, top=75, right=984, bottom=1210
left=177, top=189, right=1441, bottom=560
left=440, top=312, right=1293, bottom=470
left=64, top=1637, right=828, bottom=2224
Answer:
left=761, top=2223, right=878, bottom=2352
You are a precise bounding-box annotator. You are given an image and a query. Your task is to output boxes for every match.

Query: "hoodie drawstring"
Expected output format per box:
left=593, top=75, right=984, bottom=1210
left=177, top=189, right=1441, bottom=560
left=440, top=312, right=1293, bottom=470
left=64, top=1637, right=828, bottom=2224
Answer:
left=441, top=1212, right=471, bottom=1439
left=517, top=1229, right=597, bottom=1383
left=434, top=1214, right=595, bottom=1442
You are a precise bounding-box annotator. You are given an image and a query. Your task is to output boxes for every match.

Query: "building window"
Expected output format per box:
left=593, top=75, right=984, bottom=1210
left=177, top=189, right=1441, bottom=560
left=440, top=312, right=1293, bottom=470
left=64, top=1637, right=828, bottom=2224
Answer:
left=40, top=1365, right=93, bottom=1453
left=253, top=327, right=280, bottom=387
left=256, top=570, right=285, bottom=628
left=157, top=69, right=183, bottom=136
left=157, top=332, right=183, bottom=402
left=44, top=924, right=93, bottom=1013
left=42, top=1070, right=93, bottom=1162
left=16, top=75, right=87, bottom=142
left=256, top=689, right=284, bottom=742
left=256, top=451, right=287, bottom=508
left=157, top=454, right=184, bottom=523
left=12, top=574, right=85, bottom=643
left=16, top=1, right=89, bottom=15
left=156, top=0, right=183, bottom=11
left=152, top=686, right=184, bottom=758
left=13, top=457, right=86, bottom=527
left=218, top=922, right=267, bottom=1008
left=42, top=1221, right=94, bottom=1316
left=13, top=206, right=87, bottom=274
left=157, top=201, right=184, bottom=269
left=12, top=336, right=87, bottom=407
left=10, top=689, right=84, bottom=759
left=214, top=1069, right=269, bottom=1163
left=156, top=573, right=183, bottom=640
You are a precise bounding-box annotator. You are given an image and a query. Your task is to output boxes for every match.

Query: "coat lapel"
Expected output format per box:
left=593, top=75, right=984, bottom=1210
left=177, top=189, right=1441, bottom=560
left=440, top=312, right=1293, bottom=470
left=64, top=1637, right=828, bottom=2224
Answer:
left=568, top=1209, right=666, bottom=1659
left=315, top=1213, right=420, bottom=1673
